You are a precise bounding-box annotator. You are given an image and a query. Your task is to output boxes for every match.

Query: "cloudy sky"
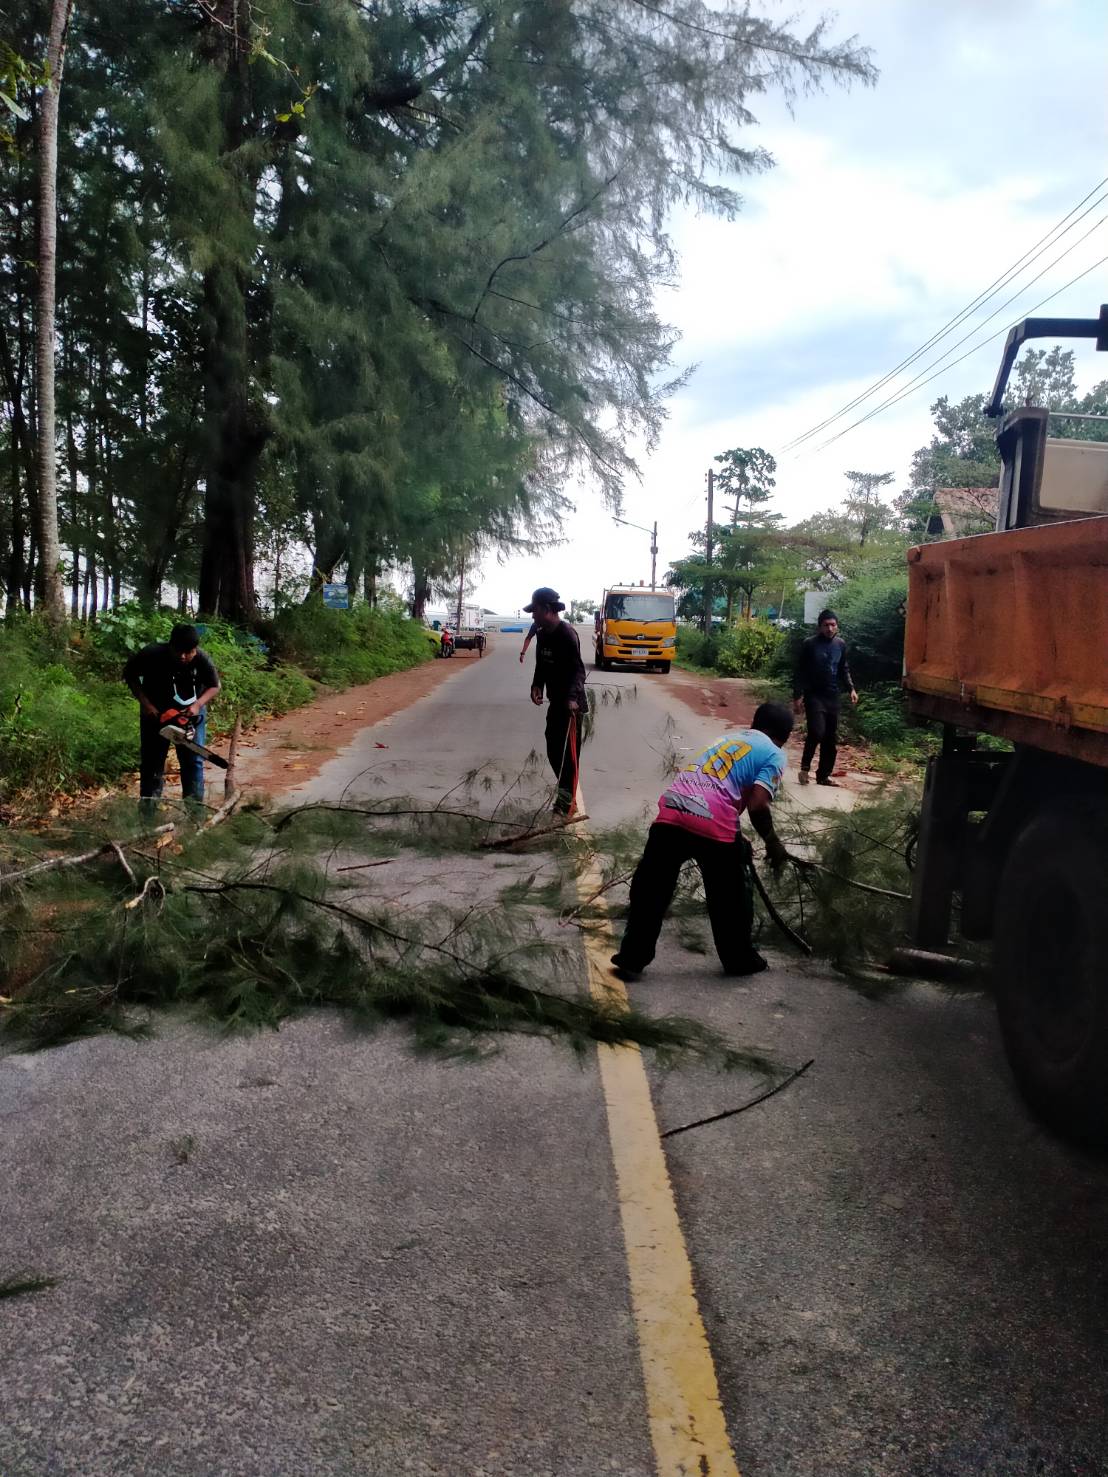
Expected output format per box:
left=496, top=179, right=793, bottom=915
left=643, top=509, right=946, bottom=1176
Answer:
left=471, top=0, right=1107, bottom=616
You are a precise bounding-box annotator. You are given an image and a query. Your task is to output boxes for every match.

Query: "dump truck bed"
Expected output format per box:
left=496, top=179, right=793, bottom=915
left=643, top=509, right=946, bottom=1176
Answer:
left=904, top=515, right=1108, bottom=767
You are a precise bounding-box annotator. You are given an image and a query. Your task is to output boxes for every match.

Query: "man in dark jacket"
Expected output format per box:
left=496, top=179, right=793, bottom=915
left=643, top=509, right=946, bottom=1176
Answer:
left=123, top=623, right=220, bottom=804
left=526, top=587, right=587, bottom=814
left=792, top=608, right=857, bottom=786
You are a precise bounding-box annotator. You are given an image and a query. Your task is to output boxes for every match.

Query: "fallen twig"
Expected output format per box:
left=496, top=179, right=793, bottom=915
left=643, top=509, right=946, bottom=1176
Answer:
left=559, top=869, right=634, bottom=924
left=124, top=875, right=167, bottom=911
left=0, top=824, right=175, bottom=891
left=476, top=815, right=589, bottom=851
left=108, top=841, right=137, bottom=887
left=274, top=803, right=528, bottom=833
left=660, top=1059, right=815, bottom=1139
left=793, top=857, right=909, bottom=902
left=750, top=859, right=813, bottom=955
left=201, top=791, right=242, bottom=832
left=335, top=859, right=395, bottom=873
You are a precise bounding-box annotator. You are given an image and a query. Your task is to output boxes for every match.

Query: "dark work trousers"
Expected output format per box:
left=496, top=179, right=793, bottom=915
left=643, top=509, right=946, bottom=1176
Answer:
left=545, top=702, right=585, bottom=813
left=800, top=694, right=840, bottom=781
left=139, top=713, right=206, bottom=803
left=616, top=822, right=757, bottom=973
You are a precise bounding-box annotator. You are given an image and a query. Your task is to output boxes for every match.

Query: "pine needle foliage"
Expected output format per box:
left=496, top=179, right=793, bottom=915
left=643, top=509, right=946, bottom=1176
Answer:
left=0, top=797, right=756, bottom=1070
left=765, top=788, right=920, bottom=972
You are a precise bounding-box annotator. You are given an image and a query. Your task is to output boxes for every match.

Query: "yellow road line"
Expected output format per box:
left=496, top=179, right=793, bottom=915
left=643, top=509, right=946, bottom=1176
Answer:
left=572, top=788, right=741, bottom=1477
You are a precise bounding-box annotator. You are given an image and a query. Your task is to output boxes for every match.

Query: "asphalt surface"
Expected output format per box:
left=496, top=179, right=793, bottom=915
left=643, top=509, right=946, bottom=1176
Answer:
left=4, top=633, right=1108, bottom=1476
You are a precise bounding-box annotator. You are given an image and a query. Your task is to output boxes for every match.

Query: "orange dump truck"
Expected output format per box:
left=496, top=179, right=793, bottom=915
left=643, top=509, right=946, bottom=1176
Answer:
left=903, top=306, right=1108, bottom=1142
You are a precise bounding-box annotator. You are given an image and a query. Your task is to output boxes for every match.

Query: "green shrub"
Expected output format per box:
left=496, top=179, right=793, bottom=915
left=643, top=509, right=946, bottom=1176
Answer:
left=89, top=605, right=316, bottom=735
left=676, top=628, right=719, bottom=670
left=0, top=599, right=432, bottom=804
left=770, top=574, right=908, bottom=690
left=823, top=574, right=907, bottom=686
left=273, top=600, right=433, bottom=687
left=715, top=619, right=783, bottom=677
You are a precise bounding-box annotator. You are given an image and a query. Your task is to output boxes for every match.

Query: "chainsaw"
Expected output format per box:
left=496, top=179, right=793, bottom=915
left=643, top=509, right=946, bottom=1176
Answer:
left=158, top=706, right=230, bottom=770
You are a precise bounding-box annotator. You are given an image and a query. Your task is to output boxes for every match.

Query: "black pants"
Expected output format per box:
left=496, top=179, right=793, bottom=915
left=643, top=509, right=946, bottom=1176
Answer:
left=139, top=715, right=206, bottom=802
left=545, top=703, right=584, bottom=813
left=801, top=695, right=839, bottom=780
left=616, top=822, right=756, bottom=973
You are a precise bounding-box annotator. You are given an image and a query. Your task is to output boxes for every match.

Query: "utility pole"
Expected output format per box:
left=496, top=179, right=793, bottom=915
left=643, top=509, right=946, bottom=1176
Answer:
left=455, top=555, right=465, bottom=631
left=702, top=467, right=714, bottom=632
left=650, top=519, right=658, bottom=590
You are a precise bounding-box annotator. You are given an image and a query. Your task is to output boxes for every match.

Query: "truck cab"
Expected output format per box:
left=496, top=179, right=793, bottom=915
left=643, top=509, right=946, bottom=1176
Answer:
left=594, top=585, right=677, bottom=673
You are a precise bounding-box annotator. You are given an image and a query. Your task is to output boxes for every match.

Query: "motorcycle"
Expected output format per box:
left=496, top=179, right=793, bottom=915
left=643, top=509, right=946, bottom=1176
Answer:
left=438, top=628, right=456, bottom=658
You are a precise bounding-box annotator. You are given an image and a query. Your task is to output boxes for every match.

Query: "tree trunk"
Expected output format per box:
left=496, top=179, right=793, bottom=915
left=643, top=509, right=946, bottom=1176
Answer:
left=196, top=261, right=266, bottom=620
left=411, top=569, right=431, bottom=622
left=34, top=0, right=76, bottom=626
left=196, top=5, right=269, bottom=623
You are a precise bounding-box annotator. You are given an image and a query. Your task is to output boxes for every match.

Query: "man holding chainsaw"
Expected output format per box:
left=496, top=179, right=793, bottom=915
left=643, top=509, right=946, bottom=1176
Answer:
left=123, top=624, right=220, bottom=805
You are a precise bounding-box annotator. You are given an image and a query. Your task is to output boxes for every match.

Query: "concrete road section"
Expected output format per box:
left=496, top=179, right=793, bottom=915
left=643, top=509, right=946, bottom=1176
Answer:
left=3, top=633, right=1108, bottom=1476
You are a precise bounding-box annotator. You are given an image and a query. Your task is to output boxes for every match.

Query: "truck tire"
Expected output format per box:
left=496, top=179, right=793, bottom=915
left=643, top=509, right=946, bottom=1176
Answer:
left=658, top=661, right=671, bottom=674
left=594, top=652, right=609, bottom=672
left=993, top=808, right=1108, bottom=1144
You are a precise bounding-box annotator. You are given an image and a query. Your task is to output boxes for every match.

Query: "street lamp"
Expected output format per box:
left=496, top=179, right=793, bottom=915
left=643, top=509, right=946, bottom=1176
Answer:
left=613, top=516, right=659, bottom=590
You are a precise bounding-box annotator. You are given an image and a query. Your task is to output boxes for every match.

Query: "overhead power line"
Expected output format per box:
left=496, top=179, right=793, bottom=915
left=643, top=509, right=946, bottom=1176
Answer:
left=805, top=247, right=1108, bottom=454
left=782, top=173, right=1108, bottom=452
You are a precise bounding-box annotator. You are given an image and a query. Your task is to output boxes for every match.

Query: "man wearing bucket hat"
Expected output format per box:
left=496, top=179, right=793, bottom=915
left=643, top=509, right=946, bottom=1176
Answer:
left=525, top=587, right=587, bottom=815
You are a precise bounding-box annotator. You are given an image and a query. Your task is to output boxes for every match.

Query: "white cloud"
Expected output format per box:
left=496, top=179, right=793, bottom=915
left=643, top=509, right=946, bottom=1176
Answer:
left=472, top=0, right=1108, bottom=615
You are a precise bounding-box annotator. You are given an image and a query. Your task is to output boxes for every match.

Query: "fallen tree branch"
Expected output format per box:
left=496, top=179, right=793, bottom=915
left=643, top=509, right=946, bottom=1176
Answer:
left=0, top=824, right=175, bottom=891
left=660, top=1059, right=815, bottom=1139
left=123, top=875, right=166, bottom=912
left=750, top=859, right=813, bottom=955
left=108, top=841, right=137, bottom=887
left=274, top=803, right=528, bottom=833
left=335, top=859, right=394, bottom=873
left=793, top=857, right=909, bottom=902
left=559, top=869, right=634, bottom=924
left=201, top=791, right=242, bottom=832
left=475, top=815, right=588, bottom=851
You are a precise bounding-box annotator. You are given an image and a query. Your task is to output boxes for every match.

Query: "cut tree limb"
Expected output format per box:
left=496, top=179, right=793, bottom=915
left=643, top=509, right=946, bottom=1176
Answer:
left=0, top=824, right=175, bottom=891
left=475, top=815, right=589, bottom=851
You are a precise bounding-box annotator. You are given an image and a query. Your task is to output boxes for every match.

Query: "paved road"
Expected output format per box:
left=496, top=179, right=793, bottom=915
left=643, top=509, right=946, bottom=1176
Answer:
left=4, top=634, right=1108, bottom=1476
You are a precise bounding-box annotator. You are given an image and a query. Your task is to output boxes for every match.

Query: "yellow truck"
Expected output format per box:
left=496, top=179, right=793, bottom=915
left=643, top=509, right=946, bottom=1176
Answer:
left=593, top=585, right=677, bottom=673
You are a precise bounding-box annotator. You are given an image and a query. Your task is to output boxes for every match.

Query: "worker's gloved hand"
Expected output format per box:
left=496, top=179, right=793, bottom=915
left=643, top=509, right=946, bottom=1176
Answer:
left=765, top=836, right=790, bottom=874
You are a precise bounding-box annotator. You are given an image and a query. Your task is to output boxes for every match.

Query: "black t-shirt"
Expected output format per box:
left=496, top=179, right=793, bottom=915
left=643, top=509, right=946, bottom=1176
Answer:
left=793, top=634, right=853, bottom=702
left=122, top=643, right=219, bottom=715
left=533, top=620, right=587, bottom=707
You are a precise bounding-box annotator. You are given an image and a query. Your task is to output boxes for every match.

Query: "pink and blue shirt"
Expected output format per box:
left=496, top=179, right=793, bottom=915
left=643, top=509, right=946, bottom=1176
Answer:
left=655, top=728, right=786, bottom=843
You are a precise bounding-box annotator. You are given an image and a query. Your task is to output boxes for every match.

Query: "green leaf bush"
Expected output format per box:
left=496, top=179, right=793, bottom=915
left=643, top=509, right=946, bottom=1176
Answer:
left=0, top=599, right=432, bottom=803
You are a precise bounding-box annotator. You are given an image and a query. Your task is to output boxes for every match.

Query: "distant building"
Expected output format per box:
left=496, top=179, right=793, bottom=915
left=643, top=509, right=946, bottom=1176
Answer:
left=928, top=486, right=998, bottom=539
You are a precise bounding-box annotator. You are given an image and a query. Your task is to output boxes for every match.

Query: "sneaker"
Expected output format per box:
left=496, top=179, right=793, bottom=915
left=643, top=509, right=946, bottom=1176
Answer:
left=797, top=769, right=810, bottom=786
left=723, top=953, right=769, bottom=977
left=609, top=954, right=643, bottom=983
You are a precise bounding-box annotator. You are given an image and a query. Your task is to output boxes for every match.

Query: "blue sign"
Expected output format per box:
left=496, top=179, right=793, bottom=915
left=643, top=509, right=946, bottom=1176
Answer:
left=322, top=583, right=349, bottom=610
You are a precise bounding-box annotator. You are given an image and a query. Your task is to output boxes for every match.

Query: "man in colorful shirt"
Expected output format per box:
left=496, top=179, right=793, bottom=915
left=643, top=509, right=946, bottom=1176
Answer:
left=611, top=702, right=794, bottom=980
